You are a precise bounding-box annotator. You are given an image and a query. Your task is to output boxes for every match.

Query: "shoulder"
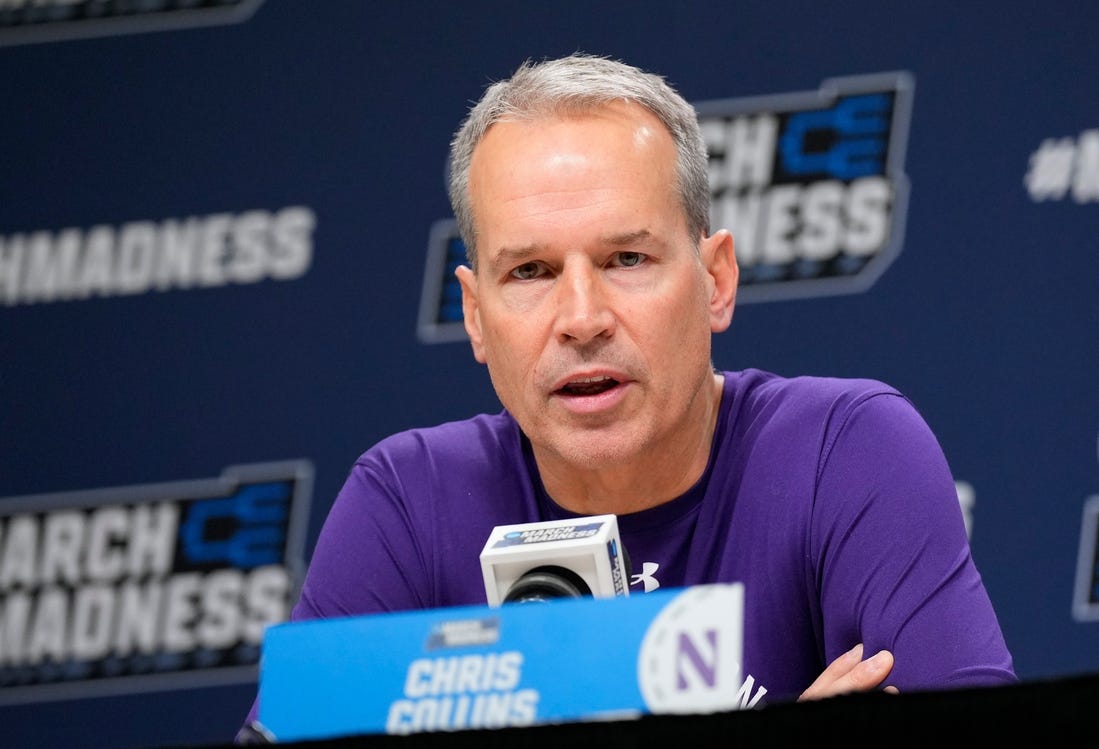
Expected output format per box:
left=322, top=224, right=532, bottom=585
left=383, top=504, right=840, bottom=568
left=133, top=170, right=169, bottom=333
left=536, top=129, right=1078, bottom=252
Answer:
left=717, top=369, right=935, bottom=465
left=358, top=410, right=522, bottom=471
left=724, top=368, right=903, bottom=412
left=338, top=410, right=534, bottom=521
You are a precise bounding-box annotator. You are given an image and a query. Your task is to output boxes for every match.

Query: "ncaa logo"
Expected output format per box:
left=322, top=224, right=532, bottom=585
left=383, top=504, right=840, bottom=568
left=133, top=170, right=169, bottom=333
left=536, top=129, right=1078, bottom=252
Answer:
left=418, top=71, right=914, bottom=342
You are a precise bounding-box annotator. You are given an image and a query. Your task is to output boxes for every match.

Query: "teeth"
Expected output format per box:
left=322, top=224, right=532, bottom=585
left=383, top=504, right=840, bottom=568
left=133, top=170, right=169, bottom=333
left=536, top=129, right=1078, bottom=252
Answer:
left=569, top=376, right=610, bottom=385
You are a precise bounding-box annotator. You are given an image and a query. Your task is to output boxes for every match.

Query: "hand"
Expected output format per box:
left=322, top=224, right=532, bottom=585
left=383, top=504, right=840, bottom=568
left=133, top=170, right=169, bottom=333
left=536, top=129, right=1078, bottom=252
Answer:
left=798, top=643, right=899, bottom=701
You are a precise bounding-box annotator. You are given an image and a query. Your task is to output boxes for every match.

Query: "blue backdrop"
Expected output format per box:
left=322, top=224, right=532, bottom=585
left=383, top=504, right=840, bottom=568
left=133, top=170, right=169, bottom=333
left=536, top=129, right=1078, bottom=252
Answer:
left=1, top=2, right=1096, bottom=747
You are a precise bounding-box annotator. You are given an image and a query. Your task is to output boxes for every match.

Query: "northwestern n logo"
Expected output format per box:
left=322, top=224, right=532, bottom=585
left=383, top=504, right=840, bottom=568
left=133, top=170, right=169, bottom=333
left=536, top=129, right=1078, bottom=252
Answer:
left=676, top=629, right=719, bottom=690
left=637, top=585, right=746, bottom=714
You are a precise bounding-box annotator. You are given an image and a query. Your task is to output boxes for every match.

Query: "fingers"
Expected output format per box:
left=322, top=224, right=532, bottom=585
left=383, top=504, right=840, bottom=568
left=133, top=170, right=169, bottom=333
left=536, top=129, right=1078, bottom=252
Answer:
left=798, top=644, right=896, bottom=701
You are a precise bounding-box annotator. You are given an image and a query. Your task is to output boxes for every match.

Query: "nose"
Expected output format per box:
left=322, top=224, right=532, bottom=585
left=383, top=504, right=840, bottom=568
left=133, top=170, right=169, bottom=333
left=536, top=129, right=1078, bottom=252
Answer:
left=552, top=263, right=615, bottom=344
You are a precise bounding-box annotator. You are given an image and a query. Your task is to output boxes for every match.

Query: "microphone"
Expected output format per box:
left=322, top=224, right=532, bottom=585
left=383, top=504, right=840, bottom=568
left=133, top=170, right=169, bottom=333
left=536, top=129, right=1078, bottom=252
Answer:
left=234, top=720, right=276, bottom=744
left=479, top=515, right=631, bottom=606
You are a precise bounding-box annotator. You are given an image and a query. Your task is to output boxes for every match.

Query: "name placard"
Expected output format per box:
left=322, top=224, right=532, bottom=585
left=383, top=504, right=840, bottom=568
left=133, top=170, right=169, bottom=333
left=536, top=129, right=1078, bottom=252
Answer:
left=258, top=583, right=744, bottom=742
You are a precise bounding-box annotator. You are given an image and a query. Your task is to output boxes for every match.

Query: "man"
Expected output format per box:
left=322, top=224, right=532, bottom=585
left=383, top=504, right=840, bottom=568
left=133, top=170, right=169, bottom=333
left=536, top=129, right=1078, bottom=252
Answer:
left=238, top=52, right=1014, bottom=741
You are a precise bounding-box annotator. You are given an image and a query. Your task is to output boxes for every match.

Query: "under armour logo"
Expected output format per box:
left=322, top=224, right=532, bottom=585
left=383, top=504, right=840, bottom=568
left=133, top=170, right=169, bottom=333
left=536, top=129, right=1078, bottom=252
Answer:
left=631, top=561, right=661, bottom=592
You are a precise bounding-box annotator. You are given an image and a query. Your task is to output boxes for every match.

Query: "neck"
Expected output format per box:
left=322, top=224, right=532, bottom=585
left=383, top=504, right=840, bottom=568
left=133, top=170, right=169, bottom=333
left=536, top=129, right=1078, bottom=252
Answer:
left=536, top=372, right=725, bottom=516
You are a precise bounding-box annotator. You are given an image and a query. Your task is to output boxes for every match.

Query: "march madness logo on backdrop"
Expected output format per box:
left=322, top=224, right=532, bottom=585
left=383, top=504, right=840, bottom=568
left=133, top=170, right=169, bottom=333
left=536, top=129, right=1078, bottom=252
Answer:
left=696, top=71, right=913, bottom=303
left=1075, top=494, right=1099, bottom=622
left=0, top=205, right=316, bottom=307
left=418, top=72, right=915, bottom=342
left=0, top=0, right=265, bottom=46
left=0, top=461, right=311, bottom=704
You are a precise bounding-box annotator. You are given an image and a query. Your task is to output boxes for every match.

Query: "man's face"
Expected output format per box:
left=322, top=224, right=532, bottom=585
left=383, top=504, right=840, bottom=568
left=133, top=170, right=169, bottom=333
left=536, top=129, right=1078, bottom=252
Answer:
left=456, top=101, right=736, bottom=475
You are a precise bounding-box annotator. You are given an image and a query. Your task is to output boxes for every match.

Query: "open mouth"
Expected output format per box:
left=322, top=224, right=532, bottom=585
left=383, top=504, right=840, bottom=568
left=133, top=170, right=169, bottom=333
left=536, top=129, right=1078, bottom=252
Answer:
left=557, top=375, right=620, bottom=396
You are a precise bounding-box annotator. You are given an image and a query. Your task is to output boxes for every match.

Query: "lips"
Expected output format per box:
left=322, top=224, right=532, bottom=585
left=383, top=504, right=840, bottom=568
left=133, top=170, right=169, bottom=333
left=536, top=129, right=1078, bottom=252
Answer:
left=548, top=370, right=632, bottom=415
left=556, top=374, right=620, bottom=396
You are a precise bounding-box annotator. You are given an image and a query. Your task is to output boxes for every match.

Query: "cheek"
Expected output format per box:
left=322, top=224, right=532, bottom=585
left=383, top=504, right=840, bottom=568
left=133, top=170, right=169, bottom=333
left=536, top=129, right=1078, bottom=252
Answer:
left=481, top=325, right=534, bottom=384
left=648, top=280, right=709, bottom=334
left=652, top=296, right=713, bottom=366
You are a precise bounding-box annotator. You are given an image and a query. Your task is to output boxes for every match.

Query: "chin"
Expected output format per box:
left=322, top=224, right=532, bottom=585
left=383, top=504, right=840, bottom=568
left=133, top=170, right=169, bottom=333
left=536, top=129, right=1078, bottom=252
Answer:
left=546, top=433, right=645, bottom=470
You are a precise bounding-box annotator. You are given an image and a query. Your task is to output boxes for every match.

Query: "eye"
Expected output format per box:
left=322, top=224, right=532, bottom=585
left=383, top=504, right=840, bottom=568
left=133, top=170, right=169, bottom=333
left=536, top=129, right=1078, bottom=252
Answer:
left=612, top=251, right=646, bottom=268
left=510, top=261, right=546, bottom=281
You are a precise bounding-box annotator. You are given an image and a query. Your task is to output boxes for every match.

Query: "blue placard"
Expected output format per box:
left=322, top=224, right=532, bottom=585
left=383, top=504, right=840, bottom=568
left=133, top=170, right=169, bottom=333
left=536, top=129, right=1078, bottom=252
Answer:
left=258, top=583, right=745, bottom=742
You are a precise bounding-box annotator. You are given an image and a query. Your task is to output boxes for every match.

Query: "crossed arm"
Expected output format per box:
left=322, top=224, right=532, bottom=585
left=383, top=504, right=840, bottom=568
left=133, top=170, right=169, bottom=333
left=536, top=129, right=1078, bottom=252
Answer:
left=799, top=643, right=898, bottom=701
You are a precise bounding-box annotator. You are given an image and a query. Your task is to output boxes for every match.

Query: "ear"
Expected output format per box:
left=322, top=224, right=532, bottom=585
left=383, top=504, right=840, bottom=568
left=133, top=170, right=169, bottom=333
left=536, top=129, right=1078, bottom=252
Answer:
left=700, top=229, right=738, bottom=333
left=455, top=265, right=487, bottom=363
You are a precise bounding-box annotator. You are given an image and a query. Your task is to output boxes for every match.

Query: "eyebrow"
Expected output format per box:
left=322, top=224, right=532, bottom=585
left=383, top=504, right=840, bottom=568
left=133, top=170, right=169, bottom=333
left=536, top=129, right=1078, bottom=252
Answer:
left=604, top=229, right=653, bottom=247
left=486, top=244, right=546, bottom=275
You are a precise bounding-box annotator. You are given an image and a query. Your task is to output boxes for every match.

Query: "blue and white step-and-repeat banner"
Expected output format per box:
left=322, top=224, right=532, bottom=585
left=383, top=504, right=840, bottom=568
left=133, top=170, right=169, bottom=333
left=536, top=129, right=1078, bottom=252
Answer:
left=1, top=2, right=1096, bottom=747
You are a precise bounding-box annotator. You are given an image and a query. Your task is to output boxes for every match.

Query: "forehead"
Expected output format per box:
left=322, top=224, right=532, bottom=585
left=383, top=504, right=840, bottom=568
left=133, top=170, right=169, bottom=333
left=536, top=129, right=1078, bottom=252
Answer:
left=468, top=102, right=682, bottom=244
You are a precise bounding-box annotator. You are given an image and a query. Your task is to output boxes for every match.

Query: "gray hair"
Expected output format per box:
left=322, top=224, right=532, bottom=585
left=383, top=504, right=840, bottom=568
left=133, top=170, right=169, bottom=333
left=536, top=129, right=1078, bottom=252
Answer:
left=448, top=53, right=710, bottom=270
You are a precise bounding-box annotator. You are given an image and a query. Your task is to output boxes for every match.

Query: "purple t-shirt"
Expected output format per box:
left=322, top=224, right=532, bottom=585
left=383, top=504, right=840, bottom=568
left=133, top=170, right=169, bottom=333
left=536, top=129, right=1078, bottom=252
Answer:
left=241, top=369, right=1015, bottom=734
